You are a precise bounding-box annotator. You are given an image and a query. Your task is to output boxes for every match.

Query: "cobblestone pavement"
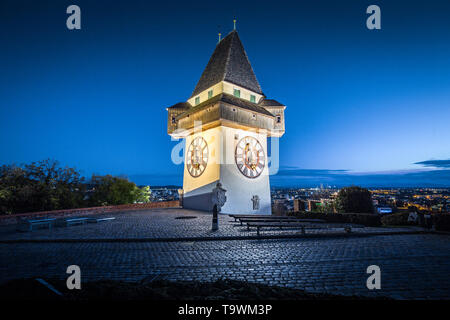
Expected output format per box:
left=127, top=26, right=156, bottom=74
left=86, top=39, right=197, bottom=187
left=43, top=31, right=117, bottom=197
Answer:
left=0, top=208, right=418, bottom=241
left=1, top=234, right=449, bottom=299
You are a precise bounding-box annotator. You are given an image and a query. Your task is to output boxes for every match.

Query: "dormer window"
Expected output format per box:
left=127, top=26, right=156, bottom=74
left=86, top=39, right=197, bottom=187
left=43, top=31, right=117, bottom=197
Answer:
left=250, top=95, right=256, bottom=103
left=276, top=115, right=281, bottom=123
left=233, top=89, right=240, bottom=98
left=208, top=90, right=213, bottom=99
left=195, top=97, right=200, bottom=105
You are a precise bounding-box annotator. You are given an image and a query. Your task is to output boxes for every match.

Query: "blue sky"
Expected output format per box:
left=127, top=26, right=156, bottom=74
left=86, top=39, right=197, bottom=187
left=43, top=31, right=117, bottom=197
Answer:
left=0, top=0, right=449, bottom=187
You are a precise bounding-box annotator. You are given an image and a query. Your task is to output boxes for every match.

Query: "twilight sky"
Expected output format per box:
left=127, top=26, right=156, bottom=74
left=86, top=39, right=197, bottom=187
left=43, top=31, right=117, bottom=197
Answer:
left=1, top=0, right=449, bottom=187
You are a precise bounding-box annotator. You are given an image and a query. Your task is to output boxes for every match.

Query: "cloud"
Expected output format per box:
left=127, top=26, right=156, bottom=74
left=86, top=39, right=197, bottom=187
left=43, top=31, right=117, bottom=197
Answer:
left=414, top=160, right=450, bottom=169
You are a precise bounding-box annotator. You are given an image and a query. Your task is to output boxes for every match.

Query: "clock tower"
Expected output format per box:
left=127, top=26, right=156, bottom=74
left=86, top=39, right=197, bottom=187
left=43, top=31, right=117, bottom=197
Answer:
left=167, top=30, right=285, bottom=214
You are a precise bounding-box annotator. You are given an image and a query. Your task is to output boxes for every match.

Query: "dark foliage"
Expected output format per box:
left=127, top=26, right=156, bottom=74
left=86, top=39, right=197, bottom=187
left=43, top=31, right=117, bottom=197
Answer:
left=87, top=175, right=146, bottom=206
left=0, top=278, right=390, bottom=300
left=289, top=211, right=381, bottom=227
left=381, top=212, right=412, bottom=226
left=335, top=186, right=374, bottom=214
left=0, top=159, right=85, bottom=214
left=434, top=214, right=450, bottom=231
left=0, top=160, right=149, bottom=215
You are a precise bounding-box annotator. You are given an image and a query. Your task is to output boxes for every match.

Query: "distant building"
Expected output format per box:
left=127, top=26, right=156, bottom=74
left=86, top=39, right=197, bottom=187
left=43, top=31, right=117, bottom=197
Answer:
left=272, top=200, right=287, bottom=216
left=376, top=207, right=392, bottom=214
left=293, top=199, right=307, bottom=212
left=307, top=200, right=321, bottom=211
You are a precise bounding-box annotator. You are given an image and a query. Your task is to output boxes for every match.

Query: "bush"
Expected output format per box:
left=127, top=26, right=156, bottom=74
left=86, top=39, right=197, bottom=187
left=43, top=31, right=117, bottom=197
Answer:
left=435, top=214, right=450, bottom=231
left=335, top=186, right=374, bottom=213
left=88, top=175, right=137, bottom=206
left=289, top=211, right=381, bottom=227
left=381, top=212, right=412, bottom=226
left=88, top=175, right=150, bottom=206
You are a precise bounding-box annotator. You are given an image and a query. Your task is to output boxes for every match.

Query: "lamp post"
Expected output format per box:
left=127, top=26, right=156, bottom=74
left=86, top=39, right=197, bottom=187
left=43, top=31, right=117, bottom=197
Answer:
left=212, top=205, right=219, bottom=231
left=211, top=182, right=227, bottom=231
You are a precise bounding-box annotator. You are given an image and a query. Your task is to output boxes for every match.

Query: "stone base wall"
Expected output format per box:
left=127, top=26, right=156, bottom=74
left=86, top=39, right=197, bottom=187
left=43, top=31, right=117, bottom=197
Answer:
left=0, top=201, right=180, bottom=226
left=183, top=192, right=214, bottom=212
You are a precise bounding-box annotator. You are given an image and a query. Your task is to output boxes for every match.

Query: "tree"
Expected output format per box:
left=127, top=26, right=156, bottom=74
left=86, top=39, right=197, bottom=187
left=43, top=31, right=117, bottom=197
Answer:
left=88, top=175, right=142, bottom=206
left=335, top=186, right=374, bottom=214
left=24, top=159, right=85, bottom=211
left=0, top=159, right=85, bottom=214
left=133, top=185, right=151, bottom=203
left=0, top=160, right=152, bottom=215
left=0, top=165, right=30, bottom=214
left=313, top=202, right=336, bottom=214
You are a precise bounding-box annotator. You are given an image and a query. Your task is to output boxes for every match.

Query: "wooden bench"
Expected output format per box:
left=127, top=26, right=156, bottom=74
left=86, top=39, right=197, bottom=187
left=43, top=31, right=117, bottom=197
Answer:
left=228, top=214, right=284, bottom=222
left=65, top=217, right=89, bottom=226
left=25, top=218, right=56, bottom=231
left=236, top=217, right=325, bottom=226
left=87, top=217, right=116, bottom=223
left=246, top=222, right=362, bottom=236
left=229, top=214, right=315, bottom=222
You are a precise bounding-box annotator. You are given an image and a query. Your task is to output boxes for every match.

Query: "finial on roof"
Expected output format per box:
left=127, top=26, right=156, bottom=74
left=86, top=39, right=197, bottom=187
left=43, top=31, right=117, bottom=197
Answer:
left=217, top=24, right=222, bottom=43
left=233, top=19, right=237, bottom=30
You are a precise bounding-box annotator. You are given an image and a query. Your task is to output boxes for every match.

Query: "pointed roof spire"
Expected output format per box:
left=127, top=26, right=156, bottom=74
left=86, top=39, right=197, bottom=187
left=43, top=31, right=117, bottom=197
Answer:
left=191, top=30, right=263, bottom=98
left=233, top=19, right=236, bottom=30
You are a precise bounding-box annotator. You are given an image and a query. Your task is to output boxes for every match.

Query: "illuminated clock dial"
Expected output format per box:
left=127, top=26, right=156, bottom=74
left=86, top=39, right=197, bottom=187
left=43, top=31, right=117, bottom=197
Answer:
left=186, top=136, right=208, bottom=177
left=235, top=136, right=265, bottom=178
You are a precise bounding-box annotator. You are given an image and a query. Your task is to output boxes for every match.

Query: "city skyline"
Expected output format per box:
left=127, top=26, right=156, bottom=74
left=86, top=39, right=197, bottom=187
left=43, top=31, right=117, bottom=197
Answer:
left=1, top=0, right=450, bottom=187
left=129, top=165, right=450, bottom=188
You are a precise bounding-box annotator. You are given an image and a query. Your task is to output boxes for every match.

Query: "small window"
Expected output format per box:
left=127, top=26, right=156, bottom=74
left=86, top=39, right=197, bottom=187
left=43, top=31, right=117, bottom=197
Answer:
left=250, top=95, right=256, bottom=103
left=233, top=89, right=240, bottom=98
left=208, top=90, right=213, bottom=99
left=276, top=115, right=281, bottom=123
left=171, top=116, right=176, bottom=124
left=195, top=97, right=200, bottom=105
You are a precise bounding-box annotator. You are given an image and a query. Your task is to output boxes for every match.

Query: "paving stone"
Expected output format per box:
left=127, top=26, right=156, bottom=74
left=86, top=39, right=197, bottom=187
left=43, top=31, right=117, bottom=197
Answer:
left=0, top=208, right=420, bottom=241
left=0, top=209, right=448, bottom=299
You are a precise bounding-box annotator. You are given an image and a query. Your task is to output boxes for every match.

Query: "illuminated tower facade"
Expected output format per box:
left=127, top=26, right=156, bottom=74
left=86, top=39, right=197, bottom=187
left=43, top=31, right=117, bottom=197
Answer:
left=167, top=30, right=285, bottom=214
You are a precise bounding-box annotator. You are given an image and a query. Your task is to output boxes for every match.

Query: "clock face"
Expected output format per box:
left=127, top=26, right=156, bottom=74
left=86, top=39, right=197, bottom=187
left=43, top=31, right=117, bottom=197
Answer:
left=186, top=136, right=208, bottom=177
left=235, top=136, right=265, bottom=178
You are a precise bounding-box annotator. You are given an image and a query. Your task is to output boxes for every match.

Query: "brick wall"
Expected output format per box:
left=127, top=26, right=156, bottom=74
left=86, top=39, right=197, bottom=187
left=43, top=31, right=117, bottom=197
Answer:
left=0, top=201, right=181, bottom=226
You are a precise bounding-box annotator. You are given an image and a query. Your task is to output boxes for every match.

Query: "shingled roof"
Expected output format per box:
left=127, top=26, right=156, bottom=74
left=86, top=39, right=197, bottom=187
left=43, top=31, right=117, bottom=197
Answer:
left=259, top=99, right=285, bottom=107
left=220, top=93, right=273, bottom=116
left=167, top=102, right=191, bottom=110
left=190, top=30, right=263, bottom=98
left=178, top=93, right=274, bottom=118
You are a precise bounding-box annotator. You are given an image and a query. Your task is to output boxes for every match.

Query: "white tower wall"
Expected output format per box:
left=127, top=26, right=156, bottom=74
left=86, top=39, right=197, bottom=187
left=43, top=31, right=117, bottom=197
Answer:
left=182, top=126, right=271, bottom=215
